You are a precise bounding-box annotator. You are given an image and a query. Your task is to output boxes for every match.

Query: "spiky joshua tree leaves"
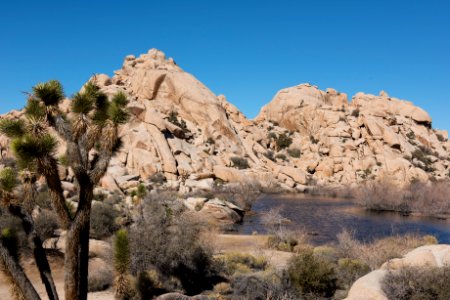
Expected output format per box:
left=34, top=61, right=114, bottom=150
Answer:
left=114, top=229, right=133, bottom=300
left=0, top=79, right=129, bottom=300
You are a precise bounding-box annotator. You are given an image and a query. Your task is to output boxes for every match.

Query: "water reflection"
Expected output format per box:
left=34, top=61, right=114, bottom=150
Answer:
left=238, top=194, right=450, bottom=245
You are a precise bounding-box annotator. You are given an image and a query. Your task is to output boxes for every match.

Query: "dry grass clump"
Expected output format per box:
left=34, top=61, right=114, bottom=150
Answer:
left=336, top=229, right=437, bottom=270
left=382, top=265, right=450, bottom=299
left=353, top=179, right=450, bottom=217
left=220, top=252, right=268, bottom=276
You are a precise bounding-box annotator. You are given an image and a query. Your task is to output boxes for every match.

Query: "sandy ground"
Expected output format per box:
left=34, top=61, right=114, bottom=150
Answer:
left=0, top=234, right=291, bottom=299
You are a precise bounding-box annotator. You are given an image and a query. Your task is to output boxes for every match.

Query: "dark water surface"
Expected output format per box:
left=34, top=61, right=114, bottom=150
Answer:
left=238, top=194, right=450, bottom=245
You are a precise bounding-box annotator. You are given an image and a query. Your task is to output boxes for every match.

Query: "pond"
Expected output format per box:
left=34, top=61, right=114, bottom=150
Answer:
left=237, top=194, right=450, bottom=245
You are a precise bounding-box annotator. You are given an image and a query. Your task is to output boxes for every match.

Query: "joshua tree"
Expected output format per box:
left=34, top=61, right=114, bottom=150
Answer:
left=0, top=79, right=129, bottom=300
left=113, top=229, right=132, bottom=299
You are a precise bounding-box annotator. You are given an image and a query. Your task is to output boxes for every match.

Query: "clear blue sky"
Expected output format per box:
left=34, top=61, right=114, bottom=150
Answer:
left=1, top=1, right=449, bottom=129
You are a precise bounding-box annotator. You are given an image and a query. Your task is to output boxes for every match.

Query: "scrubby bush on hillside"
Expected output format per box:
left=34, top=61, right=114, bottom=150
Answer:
left=436, top=133, right=446, bottom=142
left=275, top=133, right=293, bottom=150
left=275, top=153, right=287, bottom=161
left=90, top=202, right=119, bottom=239
left=130, top=195, right=221, bottom=295
left=231, top=156, right=249, bottom=169
left=287, top=148, right=301, bottom=158
left=382, top=266, right=450, bottom=299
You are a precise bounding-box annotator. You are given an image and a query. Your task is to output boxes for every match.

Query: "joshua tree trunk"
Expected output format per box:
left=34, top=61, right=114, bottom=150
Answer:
left=0, top=242, right=41, bottom=300
left=64, top=178, right=93, bottom=300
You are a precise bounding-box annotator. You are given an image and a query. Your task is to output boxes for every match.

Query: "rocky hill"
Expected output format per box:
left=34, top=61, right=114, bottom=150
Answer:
left=1, top=49, right=449, bottom=194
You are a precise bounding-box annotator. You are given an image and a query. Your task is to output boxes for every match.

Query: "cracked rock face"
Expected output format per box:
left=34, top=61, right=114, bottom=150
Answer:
left=1, top=49, right=449, bottom=193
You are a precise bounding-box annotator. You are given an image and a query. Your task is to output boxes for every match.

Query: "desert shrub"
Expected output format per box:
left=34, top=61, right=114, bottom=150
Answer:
left=382, top=266, right=450, bottom=300
left=267, top=132, right=277, bottom=140
left=275, top=153, right=287, bottom=161
left=88, top=264, right=113, bottom=292
left=309, top=135, right=319, bottom=144
left=406, top=130, right=416, bottom=140
left=130, top=184, right=147, bottom=199
left=135, top=271, right=165, bottom=300
left=220, top=252, right=267, bottom=276
left=351, top=109, right=360, bottom=117
left=436, top=133, right=446, bottom=142
left=34, top=210, right=59, bottom=242
left=288, top=249, right=337, bottom=297
left=148, top=172, right=166, bottom=185
left=90, top=202, right=119, bottom=239
left=264, top=150, right=275, bottom=161
left=231, top=272, right=297, bottom=300
left=230, top=156, right=249, bottom=169
left=206, top=137, right=215, bottom=145
left=34, top=187, right=53, bottom=209
left=276, top=133, right=292, bottom=150
left=167, top=111, right=187, bottom=130
left=287, top=148, right=301, bottom=158
left=336, top=229, right=437, bottom=270
left=130, top=196, right=220, bottom=295
left=354, top=179, right=450, bottom=216
left=336, top=258, right=370, bottom=290
left=411, top=146, right=435, bottom=172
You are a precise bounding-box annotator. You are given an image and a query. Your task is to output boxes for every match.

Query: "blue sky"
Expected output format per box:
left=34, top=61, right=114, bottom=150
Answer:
left=1, top=1, right=449, bottom=129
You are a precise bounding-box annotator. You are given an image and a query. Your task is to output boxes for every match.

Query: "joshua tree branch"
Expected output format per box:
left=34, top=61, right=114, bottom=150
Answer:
left=89, top=149, right=113, bottom=185
left=38, top=157, right=71, bottom=228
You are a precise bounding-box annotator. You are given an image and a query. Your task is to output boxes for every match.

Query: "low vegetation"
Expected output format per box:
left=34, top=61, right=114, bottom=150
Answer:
left=382, top=265, right=450, bottom=299
left=353, top=179, right=450, bottom=217
left=230, top=156, right=249, bottom=169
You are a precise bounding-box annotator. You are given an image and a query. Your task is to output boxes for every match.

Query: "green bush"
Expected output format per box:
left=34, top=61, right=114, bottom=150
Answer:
left=90, top=202, right=119, bottom=239
left=287, top=148, right=301, bottom=158
left=288, top=249, right=337, bottom=297
left=231, top=156, right=249, bottom=169
left=382, top=266, right=450, bottom=300
left=336, top=258, right=370, bottom=290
